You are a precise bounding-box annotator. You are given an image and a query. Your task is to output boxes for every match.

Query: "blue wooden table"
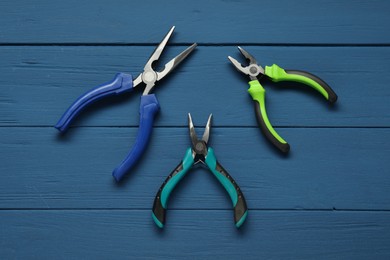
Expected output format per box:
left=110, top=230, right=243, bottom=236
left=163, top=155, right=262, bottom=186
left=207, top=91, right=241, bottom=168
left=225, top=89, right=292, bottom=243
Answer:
left=1, top=1, right=389, bottom=259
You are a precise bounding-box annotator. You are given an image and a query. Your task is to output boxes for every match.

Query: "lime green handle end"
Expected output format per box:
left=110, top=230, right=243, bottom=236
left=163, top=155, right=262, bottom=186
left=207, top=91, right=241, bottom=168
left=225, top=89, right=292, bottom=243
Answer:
left=248, top=80, right=288, bottom=150
left=265, top=64, right=331, bottom=100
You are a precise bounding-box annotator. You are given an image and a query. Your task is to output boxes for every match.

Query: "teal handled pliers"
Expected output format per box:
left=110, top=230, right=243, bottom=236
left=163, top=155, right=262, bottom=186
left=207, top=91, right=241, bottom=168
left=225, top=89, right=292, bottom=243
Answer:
left=228, top=47, right=338, bottom=153
left=152, top=114, right=248, bottom=228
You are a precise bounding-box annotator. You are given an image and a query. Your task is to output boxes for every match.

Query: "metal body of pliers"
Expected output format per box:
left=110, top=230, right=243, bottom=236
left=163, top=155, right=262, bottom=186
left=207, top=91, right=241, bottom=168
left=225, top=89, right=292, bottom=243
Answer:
left=55, top=27, right=197, bottom=181
left=228, top=46, right=338, bottom=153
left=152, top=114, right=248, bottom=228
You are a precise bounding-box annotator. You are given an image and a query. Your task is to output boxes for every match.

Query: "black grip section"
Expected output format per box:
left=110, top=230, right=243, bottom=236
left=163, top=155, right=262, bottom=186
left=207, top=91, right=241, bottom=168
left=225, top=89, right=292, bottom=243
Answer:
left=152, top=161, right=184, bottom=227
left=152, top=189, right=166, bottom=226
left=215, top=162, right=248, bottom=226
left=253, top=101, right=290, bottom=153
left=285, top=70, right=338, bottom=103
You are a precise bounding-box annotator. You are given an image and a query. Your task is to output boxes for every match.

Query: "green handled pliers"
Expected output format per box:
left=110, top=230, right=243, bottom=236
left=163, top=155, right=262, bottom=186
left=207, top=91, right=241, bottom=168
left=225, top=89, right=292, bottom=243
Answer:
left=152, top=113, right=248, bottom=228
left=228, top=47, right=338, bottom=153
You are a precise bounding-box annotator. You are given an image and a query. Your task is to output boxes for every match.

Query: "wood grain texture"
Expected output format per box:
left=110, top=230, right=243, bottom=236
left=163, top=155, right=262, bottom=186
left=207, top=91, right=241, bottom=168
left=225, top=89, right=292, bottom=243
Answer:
left=1, top=0, right=390, bottom=258
left=0, top=0, right=389, bottom=44
left=1, top=127, right=389, bottom=210
left=1, top=210, right=389, bottom=259
left=0, top=46, right=389, bottom=127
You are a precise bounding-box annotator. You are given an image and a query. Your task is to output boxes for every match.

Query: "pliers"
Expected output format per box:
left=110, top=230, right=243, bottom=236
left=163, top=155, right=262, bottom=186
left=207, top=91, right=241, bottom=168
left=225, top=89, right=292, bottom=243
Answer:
left=55, top=27, right=197, bottom=181
left=152, top=113, right=248, bottom=228
left=228, top=47, right=338, bottom=153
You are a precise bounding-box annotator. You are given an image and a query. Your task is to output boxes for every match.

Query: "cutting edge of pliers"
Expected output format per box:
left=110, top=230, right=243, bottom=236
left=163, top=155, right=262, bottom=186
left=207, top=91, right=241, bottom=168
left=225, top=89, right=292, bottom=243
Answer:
left=152, top=113, right=248, bottom=228
left=55, top=26, right=197, bottom=133
left=228, top=46, right=337, bottom=102
left=228, top=46, right=264, bottom=81
left=133, top=26, right=198, bottom=95
left=54, top=26, right=197, bottom=182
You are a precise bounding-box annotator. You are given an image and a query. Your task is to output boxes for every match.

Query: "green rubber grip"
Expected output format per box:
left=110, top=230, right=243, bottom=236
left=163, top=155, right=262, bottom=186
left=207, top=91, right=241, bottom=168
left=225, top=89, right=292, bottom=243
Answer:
left=248, top=80, right=290, bottom=153
left=152, top=148, right=194, bottom=228
left=205, top=148, right=248, bottom=228
left=265, top=64, right=338, bottom=103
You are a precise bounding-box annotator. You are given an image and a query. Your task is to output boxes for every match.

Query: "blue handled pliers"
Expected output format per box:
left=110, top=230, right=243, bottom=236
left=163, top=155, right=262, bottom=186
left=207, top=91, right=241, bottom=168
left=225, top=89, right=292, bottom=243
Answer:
left=152, top=114, right=248, bottom=228
left=55, top=27, right=197, bottom=182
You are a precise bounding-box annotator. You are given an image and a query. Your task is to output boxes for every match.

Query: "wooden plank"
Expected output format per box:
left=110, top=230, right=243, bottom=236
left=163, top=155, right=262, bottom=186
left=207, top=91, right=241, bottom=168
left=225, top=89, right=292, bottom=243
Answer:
left=1, top=127, right=389, bottom=210
left=1, top=210, right=389, bottom=259
left=0, top=0, right=389, bottom=44
left=0, top=46, right=389, bottom=127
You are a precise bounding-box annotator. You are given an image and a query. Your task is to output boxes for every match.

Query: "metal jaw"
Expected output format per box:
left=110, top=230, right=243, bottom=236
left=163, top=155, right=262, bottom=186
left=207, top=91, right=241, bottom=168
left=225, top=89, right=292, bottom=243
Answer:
left=132, top=26, right=197, bottom=95
left=228, top=46, right=265, bottom=81
left=188, top=113, right=212, bottom=163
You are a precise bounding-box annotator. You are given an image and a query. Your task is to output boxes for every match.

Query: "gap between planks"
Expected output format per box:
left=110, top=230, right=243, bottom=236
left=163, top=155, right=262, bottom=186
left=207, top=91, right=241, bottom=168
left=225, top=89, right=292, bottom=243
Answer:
left=1, top=208, right=390, bottom=212
left=0, top=126, right=389, bottom=129
left=0, top=43, right=390, bottom=47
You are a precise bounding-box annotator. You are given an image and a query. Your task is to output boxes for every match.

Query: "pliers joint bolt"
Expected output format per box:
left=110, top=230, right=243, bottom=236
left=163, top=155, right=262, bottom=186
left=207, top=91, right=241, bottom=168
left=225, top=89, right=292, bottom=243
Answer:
left=228, top=46, right=338, bottom=153
left=152, top=114, right=248, bottom=228
left=55, top=27, right=197, bottom=181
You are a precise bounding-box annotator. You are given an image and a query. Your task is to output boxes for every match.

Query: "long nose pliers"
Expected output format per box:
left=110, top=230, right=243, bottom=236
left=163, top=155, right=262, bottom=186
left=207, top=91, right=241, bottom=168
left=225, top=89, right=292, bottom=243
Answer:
left=228, top=47, right=338, bottom=153
left=55, top=27, right=197, bottom=181
left=152, top=113, right=248, bottom=228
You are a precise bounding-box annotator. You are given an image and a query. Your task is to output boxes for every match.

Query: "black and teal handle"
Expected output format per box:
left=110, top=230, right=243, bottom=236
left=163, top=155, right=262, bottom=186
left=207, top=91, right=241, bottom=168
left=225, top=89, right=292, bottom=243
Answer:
left=205, top=148, right=248, bottom=228
left=152, top=148, right=248, bottom=228
left=152, top=148, right=194, bottom=228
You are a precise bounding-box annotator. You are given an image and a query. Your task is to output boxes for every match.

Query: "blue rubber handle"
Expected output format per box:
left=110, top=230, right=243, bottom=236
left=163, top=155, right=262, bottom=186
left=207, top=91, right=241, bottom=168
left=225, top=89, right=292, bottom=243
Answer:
left=112, top=94, right=160, bottom=182
left=55, top=73, right=133, bottom=132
